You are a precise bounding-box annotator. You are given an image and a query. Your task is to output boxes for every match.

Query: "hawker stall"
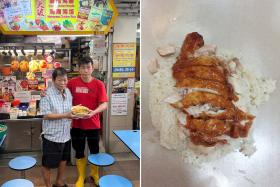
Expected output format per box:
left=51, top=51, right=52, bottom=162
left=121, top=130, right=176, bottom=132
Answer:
left=0, top=43, right=71, bottom=153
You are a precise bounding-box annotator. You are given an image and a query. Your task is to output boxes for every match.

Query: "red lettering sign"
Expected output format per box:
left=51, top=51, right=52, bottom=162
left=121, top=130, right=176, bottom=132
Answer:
left=63, top=9, right=68, bottom=14
left=56, top=9, right=61, bottom=14
left=50, top=9, right=55, bottom=14
left=69, top=9, right=74, bottom=14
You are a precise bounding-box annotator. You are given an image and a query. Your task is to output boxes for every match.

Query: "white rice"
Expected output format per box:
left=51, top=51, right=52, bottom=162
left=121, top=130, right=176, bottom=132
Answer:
left=149, top=48, right=276, bottom=166
left=185, top=104, right=225, bottom=117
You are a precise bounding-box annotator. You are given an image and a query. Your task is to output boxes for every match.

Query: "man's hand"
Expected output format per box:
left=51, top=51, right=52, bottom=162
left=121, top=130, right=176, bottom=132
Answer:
left=79, top=102, right=107, bottom=119
left=81, top=110, right=96, bottom=119
left=65, top=112, right=79, bottom=119
left=44, top=112, right=78, bottom=120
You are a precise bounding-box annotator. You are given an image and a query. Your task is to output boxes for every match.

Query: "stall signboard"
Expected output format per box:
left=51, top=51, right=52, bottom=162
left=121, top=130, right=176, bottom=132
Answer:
left=112, top=43, right=136, bottom=78
left=0, top=0, right=118, bottom=35
left=111, top=93, right=128, bottom=116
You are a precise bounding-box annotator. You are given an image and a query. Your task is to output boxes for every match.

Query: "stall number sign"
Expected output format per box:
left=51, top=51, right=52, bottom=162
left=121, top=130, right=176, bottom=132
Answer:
left=111, top=93, right=128, bottom=116
left=112, top=43, right=136, bottom=78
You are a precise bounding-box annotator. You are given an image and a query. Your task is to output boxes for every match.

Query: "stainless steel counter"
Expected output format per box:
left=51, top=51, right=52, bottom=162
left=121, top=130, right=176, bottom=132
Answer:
left=0, top=118, right=43, bottom=123
left=142, top=0, right=280, bottom=187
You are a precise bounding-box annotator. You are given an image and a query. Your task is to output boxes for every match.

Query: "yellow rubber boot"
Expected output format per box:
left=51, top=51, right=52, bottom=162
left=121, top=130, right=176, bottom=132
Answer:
left=90, top=165, right=99, bottom=186
left=75, top=157, right=87, bottom=187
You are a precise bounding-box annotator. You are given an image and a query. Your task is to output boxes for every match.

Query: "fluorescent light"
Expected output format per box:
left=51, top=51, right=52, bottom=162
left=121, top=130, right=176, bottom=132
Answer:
left=0, top=49, right=52, bottom=54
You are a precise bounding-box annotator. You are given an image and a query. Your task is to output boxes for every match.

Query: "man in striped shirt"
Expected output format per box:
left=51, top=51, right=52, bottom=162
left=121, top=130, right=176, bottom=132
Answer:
left=40, top=67, right=76, bottom=187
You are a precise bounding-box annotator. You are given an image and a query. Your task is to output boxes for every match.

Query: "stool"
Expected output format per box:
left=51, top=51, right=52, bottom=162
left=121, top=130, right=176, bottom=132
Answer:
left=88, top=153, right=115, bottom=176
left=99, top=175, right=132, bottom=187
left=8, top=156, right=36, bottom=178
left=2, top=179, right=34, bottom=187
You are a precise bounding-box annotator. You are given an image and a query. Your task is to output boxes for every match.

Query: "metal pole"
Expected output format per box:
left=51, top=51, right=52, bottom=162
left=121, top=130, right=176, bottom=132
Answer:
left=105, top=32, right=113, bottom=152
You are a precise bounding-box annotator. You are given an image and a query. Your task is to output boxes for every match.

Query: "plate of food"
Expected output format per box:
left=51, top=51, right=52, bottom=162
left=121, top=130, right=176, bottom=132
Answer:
left=71, top=105, right=91, bottom=118
left=142, top=0, right=280, bottom=186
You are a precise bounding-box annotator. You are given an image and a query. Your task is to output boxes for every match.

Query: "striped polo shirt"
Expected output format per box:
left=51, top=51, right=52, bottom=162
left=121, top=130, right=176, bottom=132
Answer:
left=40, top=85, right=72, bottom=143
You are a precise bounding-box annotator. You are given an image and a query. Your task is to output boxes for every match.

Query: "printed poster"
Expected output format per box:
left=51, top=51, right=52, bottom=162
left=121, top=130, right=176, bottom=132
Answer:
left=112, top=43, right=136, bottom=78
left=127, top=78, right=135, bottom=93
left=19, top=0, right=32, bottom=16
left=111, top=93, right=128, bottom=116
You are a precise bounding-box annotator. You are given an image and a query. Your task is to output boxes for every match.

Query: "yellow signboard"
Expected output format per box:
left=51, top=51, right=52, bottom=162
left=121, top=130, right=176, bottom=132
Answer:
left=113, top=43, right=136, bottom=78
left=0, top=0, right=118, bottom=35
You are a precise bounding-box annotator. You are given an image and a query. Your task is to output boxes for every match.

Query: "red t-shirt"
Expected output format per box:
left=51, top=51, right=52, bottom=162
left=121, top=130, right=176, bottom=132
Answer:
left=67, top=77, right=108, bottom=130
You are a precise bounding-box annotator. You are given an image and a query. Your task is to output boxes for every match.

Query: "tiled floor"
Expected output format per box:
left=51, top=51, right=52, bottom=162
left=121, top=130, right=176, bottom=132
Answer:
left=0, top=159, right=140, bottom=187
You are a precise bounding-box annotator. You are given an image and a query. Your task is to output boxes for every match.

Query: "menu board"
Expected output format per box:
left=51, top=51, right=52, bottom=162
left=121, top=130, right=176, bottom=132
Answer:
left=112, top=43, right=136, bottom=78
left=0, top=0, right=118, bottom=35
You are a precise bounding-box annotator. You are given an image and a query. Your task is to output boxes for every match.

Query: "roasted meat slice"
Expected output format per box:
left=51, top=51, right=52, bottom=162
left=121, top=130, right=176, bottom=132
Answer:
left=186, top=119, right=231, bottom=137
left=182, top=91, right=231, bottom=108
left=177, top=79, right=236, bottom=101
left=182, top=92, right=253, bottom=120
left=173, top=55, right=224, bottom=70
left=187, top=119, right=253, bottom=146
left=172, top=56, right=224, bottom=77
left=189, top=131, right=228, bottom=147
left=235, top=108, right=255, bottom=121
left=179, top=32, right=204, bottom=60
left=173, top=65, right=227, bottom=83
left=230, top=121, right=253, bottom=138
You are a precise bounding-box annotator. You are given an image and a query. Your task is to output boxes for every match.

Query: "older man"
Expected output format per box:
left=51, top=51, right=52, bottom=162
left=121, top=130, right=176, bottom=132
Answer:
left=40, top=67, right=76, bottom=187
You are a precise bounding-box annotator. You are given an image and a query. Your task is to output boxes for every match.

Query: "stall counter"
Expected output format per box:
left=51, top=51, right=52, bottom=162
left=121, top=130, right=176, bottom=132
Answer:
left=0, top=118, right=42, bottom=153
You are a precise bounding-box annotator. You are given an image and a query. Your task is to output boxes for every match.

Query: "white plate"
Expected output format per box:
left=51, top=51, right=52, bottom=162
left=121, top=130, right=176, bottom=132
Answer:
left=141, top=0, right=280, bottom=187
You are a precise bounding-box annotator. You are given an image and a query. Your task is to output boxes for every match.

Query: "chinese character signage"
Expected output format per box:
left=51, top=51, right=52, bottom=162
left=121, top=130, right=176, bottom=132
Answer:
left=112, top=43, right=136, bottom=78
left=0, top=0, right=118, bottom=35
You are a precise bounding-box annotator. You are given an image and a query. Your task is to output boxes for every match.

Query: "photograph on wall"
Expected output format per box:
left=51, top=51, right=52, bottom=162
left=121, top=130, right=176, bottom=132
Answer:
left=112, top=78, right=128, bottom=94
left=1, top=76, right=16, bottom=101
left=1, top=86, right=15, bottom=102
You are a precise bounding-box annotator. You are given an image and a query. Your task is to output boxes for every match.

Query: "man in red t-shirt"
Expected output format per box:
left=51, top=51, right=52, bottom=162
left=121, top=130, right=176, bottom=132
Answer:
left=68, top=56, right=108, bottom=187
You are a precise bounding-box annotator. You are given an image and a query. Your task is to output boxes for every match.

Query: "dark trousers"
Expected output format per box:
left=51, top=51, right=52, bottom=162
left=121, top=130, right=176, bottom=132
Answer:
left=70, top=128, right=100, bottom=159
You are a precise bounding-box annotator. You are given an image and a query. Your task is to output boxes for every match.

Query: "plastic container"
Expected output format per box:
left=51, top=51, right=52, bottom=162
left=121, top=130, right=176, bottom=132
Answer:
left=0, top=124, right=7, bottom=139
left=9, top=108, right=18, bottom=119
